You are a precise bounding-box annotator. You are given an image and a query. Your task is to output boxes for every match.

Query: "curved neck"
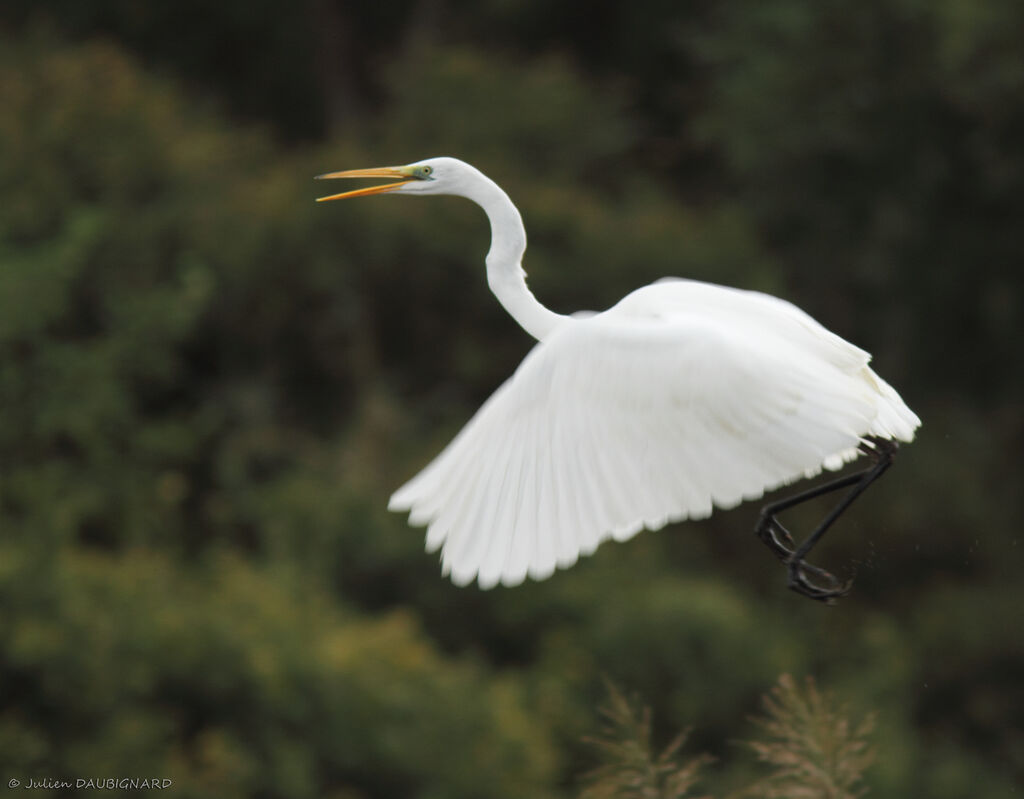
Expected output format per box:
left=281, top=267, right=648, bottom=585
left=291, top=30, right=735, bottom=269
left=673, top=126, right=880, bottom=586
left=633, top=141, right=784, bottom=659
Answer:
left=461, top=171, right=566, bottom=341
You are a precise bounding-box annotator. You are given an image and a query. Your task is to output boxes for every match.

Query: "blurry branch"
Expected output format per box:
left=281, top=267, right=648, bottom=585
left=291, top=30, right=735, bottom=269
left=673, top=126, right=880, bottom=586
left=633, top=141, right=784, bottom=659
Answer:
left=580, top=675, right=876, bottom=799
left=579, top=679, right=713, bottom=799
left=741, top=674, right=876, bottom=799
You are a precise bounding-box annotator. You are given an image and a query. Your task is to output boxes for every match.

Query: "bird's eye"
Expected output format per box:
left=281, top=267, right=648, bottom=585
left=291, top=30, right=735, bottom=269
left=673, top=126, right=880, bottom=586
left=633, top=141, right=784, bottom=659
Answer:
left=421, top=165, right=433, bottom=176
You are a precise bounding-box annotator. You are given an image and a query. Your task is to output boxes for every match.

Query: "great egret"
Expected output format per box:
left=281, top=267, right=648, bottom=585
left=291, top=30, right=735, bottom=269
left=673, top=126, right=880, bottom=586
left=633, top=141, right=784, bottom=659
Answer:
left=316, top=157, right=920, bottom=601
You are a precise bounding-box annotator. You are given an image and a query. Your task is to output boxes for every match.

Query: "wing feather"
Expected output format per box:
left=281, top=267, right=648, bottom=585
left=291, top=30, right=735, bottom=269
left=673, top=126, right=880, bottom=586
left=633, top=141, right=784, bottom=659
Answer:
left=530, top=435, right=558, bottom=581
left=391, top=280, right=920, bottom=588
left=546, top=414, right=574, bottom=568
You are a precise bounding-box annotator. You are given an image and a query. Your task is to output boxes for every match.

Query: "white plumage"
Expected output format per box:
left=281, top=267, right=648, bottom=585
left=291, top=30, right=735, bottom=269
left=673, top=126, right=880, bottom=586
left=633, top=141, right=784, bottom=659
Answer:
left=316, top=157, right=920, bottom=590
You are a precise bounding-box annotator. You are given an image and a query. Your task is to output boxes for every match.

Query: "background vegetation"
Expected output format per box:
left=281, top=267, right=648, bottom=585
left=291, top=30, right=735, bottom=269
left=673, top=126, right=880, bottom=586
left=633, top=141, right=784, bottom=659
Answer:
left=1, top=2, right=1021, bottom=797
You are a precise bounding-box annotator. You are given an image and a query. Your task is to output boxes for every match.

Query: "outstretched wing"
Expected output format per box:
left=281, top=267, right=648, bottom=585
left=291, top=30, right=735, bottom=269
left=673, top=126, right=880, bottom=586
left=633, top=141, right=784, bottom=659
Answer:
left=389, top=280, right=919, bottom=589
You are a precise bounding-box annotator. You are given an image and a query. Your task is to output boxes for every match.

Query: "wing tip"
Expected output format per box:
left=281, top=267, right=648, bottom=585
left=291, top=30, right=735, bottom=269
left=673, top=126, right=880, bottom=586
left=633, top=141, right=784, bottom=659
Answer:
left=387, top=493, right=412, bottom=512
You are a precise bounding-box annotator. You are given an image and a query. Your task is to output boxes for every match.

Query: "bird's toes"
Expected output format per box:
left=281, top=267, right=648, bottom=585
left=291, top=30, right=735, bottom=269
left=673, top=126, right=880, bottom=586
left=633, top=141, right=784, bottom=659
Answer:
left=786, top=559, right=853, bottom=603
left=756, top=515, right=796, bottom=560
left=776, top=523, right=796, bottom=550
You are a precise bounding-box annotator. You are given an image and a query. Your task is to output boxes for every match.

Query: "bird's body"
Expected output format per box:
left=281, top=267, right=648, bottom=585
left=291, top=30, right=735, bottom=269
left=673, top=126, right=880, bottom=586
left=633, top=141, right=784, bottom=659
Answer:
left=317, top=157, right=920, bottom=597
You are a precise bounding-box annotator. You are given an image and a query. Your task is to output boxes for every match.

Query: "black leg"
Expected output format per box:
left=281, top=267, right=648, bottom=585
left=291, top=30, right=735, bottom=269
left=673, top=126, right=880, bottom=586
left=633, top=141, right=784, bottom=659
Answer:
left=754, top=436, right=899, bottom=603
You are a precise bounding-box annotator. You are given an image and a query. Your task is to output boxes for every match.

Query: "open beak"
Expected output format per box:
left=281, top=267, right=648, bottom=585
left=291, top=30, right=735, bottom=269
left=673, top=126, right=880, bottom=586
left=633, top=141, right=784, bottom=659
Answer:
left=314, top=166, right=414, bottom=202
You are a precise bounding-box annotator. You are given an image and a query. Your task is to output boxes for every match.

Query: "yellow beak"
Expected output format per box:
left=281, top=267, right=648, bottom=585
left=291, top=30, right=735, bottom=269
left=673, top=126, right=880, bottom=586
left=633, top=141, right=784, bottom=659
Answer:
left=314, top=166, right=414, bottom=202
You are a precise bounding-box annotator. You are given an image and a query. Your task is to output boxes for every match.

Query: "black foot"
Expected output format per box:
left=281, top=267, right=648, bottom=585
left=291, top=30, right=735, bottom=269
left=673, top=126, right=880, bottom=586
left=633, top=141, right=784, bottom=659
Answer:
left=757, top=515, right=851, bottom=600
left=755, top=513, right=794, bottom=560
left=787, top=557, right=854, bottom=604
left=754, top=435, right=898, bottom=602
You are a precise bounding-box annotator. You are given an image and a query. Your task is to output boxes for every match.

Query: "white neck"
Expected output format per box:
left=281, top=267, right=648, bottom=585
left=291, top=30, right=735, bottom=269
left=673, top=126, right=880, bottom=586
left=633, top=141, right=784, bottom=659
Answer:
left=459, top=171, right=567, bottom=342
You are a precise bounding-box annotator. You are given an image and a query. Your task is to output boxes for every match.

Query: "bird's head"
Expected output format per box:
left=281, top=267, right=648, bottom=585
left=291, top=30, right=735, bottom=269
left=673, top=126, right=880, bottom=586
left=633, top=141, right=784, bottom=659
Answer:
left=315, top=157, right=473, bottom=202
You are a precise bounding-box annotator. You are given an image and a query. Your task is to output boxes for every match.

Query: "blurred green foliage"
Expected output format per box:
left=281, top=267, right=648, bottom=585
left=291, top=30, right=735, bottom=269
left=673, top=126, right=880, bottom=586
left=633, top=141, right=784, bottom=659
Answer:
left=0, top=547, right=559, bottom=799
left=0, top=2, right=1022, bottom=797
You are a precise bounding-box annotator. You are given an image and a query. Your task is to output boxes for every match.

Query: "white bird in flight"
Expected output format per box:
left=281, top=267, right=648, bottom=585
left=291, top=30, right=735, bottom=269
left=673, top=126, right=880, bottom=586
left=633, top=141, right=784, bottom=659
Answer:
left=316, top=157, right=920, bottom=601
